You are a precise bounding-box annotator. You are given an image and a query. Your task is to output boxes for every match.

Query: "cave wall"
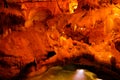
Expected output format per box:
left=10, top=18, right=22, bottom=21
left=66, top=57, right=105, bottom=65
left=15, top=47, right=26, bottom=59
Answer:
left=0, top=0, right=120, bottom=80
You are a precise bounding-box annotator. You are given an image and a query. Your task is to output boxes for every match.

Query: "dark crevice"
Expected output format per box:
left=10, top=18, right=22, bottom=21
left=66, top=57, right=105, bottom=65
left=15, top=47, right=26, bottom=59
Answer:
left=3, top=0, right=8, bottom=8
left=46, top=51, right=56, bottom=59
left=0, top=12, right=25, bottom=34
left=82, top=4, right=90, bottom=10
left=65, top=23, right=71, bottom=28
left=12, top=60, right=37, bottom=80
left=0, top=60, right=11, bottom=68
left=115, top=41, right=120, bottom=52
left=81, top=53, right=95, bottom=61
left=0, top=50, right=20, bottom=58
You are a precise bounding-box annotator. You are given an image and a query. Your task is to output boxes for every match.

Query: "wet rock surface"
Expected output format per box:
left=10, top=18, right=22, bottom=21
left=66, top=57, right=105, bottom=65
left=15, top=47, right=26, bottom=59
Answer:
left=0, top=1, right=120, bottom=80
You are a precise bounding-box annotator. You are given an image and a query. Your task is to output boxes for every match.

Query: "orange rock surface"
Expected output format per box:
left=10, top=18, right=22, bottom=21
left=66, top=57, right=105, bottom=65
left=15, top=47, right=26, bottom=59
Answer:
left=0, top=0, right=120, bottom=80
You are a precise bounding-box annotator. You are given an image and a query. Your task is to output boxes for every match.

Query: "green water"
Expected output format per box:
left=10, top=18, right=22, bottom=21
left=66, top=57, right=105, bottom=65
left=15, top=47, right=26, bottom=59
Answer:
left=26, top=66, right=101, bottom=80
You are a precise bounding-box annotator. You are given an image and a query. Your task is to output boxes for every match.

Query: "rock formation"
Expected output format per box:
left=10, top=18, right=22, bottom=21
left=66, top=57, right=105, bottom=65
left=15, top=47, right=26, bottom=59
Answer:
left=0, top=0, right=120, bottom=80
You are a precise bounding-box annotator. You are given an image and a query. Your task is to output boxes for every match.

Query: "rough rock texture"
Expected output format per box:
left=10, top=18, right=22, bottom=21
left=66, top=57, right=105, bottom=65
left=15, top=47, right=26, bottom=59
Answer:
left=0, top=26, right=50, bottom=79
left=0, top=1, right=120, bottom=80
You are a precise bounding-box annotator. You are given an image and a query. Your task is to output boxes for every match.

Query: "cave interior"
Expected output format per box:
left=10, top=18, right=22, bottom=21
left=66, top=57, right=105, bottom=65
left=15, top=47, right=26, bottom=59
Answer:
left=0, top=0, right=120, bottom=80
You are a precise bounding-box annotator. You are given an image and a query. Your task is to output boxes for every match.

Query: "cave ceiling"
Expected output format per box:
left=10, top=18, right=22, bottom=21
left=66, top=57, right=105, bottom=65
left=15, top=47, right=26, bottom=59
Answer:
left=0, top=0, right=120, bottom=80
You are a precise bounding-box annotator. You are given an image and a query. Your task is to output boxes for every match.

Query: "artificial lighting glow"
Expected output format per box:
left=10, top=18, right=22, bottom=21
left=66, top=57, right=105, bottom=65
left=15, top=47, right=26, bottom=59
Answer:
left=74, top=24, right=77, bottom=31
left=73, top=69, right=85, bottom=80
left=69, top=0, right=78, bottom=13
left=60, top=36, right=67, bottom=41
left=73, top=69, right=102, bottom=80
left=109, top=55, right=112, bottom=58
